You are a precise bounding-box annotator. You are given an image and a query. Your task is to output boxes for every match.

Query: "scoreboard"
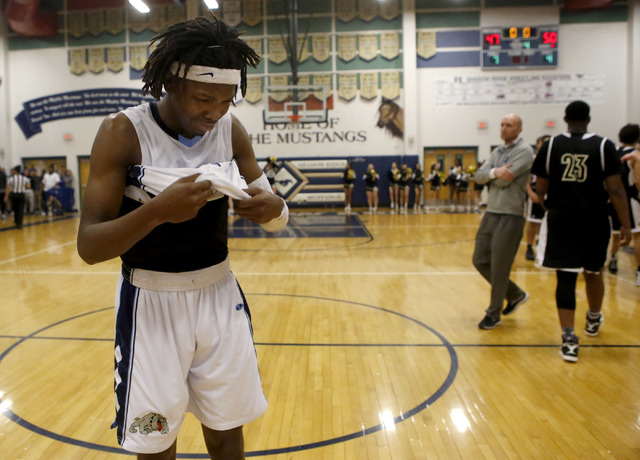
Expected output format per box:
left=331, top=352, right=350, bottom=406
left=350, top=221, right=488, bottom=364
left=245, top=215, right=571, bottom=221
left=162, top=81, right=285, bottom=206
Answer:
left=481, top=25, right=558, bottom=69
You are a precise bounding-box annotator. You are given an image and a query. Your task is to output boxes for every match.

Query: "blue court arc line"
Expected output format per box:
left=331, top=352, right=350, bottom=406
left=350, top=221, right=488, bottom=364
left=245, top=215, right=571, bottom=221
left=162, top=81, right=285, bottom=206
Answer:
left=0, top=295, right=458, bottom=458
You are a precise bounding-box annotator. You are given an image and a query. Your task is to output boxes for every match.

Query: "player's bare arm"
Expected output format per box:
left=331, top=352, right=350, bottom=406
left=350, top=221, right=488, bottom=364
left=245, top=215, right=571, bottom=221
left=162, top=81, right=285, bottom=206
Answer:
left=77, top=113, right=214, bottom=264
left=231, top=114, right=284, bottom=223
left=605, top=174, right=632, bottom=246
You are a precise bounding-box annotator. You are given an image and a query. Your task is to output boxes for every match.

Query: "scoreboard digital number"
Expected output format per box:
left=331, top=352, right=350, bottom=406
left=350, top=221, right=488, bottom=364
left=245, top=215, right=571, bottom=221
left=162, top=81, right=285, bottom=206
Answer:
left=481, top=25, right=558, bottom=69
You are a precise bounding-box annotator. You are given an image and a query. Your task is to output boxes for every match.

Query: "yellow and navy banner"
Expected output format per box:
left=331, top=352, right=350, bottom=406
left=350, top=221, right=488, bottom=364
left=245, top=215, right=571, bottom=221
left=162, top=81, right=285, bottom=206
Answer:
left=69, top=49, right=87, bottom=75
left=269, top=76, right=289, bottom=103
left=245, top=77, right=263, bottom=104
left=338, top=73, right=357, bottom=101
left=86, top=10, right=105, bottom=36
left=268, top=37, right=288, bottom=64
left=243, top=0, right=262, bottom=27
left=417, top=31, right=436, bottom=60
left=129, top=45, right=148, bottom=71
left=358, top=34, right=378, bottom=62
left=358, top=0, right=378, bottom=22
left=88, top=48, right=105, bottom=74
left=311, top=35, right=331, bottom=63
left=380, top=32, right=400, bottom=60
left=107, top=47, right=125, bottom=73
left=105, top=9, right=124, bottom=35
left=128, top=8, right=148, bottom=33
left=245, top=38, right=263, bottom=58
left=222, top=0, right=242, bottom=27
left=360, top=72, right=378, bottom=100
left=379, top=0, right=400, bottom=21
left=68, top=12, right=87, bottom=38
left=338, top=35, right=357, bottom=62
left=297, top=37, right=310, bottom=63
left=381, top=71, right=401, bottom=100
left=336, top=0, right=356, bottom=22
left=148, top=5, right=167, bottom=33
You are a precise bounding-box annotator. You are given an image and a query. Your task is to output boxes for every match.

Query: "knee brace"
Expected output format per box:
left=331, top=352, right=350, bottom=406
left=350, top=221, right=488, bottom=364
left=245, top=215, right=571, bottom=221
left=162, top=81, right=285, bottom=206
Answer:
left=556, top=270, right=578, bottom=310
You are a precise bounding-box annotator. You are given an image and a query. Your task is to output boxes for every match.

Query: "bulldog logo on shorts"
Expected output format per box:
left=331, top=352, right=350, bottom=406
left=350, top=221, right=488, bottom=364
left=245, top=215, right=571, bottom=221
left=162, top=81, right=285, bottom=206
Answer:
left=129, top=412, right=169, bottom=435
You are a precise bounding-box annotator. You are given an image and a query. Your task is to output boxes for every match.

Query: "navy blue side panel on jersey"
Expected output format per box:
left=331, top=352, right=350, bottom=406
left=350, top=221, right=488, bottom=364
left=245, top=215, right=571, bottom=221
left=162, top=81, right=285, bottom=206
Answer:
left=235, top=279, right=253, bottom=338
left=111, top=277, right=139, bottom=447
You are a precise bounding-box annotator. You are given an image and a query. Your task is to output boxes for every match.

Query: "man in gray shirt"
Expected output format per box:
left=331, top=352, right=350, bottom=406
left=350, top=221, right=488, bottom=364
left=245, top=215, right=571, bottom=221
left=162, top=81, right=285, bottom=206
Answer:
left=473, top=114, right=534, bottom=329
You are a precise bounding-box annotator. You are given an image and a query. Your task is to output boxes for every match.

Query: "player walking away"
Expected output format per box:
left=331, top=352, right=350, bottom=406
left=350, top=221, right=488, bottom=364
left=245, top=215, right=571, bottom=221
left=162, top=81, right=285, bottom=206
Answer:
left=363, top=163, right=379, bottom=213
left=77, top=15, right=287, bottom=459
left=533, top=101, right=631, bottom=363
left=342, top=160, right=356, bottom=213
left=607, top=124, right=640, bottom=279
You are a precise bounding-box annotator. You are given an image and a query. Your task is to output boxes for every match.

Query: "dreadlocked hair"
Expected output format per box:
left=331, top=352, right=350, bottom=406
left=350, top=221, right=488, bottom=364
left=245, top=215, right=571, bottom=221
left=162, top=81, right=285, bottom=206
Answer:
left=142, top=13, right=260, bottom=100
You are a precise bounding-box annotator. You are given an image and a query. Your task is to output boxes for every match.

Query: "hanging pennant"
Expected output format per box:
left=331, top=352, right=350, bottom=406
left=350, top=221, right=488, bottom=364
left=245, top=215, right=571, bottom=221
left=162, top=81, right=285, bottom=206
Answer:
left=105, top=8, right=124, bottom=35
left=245, top=77, right=263, bottom=104
left=311, top=35, right=331, bottom=63
left=337, top=35, right=357, bottom=63
left=269, top=76, right=289, bottom=103
left=69, top=49, right=87, bottom=75
left=297, top=37, right=310, bottom=63
left=417, top=31, right=436, bottom=60
left=358, top=0, right=378, bottom=22
left=107, top=47, right=125, bottom=73
left=67, top=12, right=87, bottom=39
left=148, top=5, right=167, bottom=33
left=336, top=0, right=356, bottom=23
left=242, top=0, right=262, bottom=27
left=268, top=37, right=288, bottom=65
left=130, top=45, right=148, bottom=71
left=379, top=0, right=400, bottom=21
left=360, top=72, right=378, bottom=101
left=129, top=8, right=148, bottom=33
left=86, top=10, right=105, bottom=37
left=338, top=74, right=357, bottom=102
left=312, top=74, right=332, bottom=101
left=381, top=71, right=401, bottom=100
left=244, top=38, right=263, bottom=58
left=380, top=32, right=400, bottom=60
left=223, top=0, right=242, bottom=27
left=358, top=34, right=378, bottom=62
left=88, top=48, right=105, bottom=74
left=166, top=4, right=186, bottom=26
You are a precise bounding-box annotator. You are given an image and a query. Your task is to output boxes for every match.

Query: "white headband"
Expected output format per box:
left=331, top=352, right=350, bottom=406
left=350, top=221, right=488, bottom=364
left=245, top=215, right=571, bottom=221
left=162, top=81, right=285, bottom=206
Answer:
left=170, top=62, right=241, bottom=85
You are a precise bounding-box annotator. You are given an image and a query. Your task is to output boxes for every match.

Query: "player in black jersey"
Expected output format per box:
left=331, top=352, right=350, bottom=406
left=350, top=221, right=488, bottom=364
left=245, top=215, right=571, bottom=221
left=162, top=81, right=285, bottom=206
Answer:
left=533, top=101, right=631, bottom=363
left=607, top=124, right=640, bottom=279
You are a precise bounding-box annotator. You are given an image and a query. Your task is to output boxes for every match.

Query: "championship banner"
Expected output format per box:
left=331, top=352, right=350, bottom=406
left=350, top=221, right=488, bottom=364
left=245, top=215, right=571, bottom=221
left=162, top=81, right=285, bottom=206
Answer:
left=148, top=5, right=167, bottom=33
left=105, top=9, right=124, bottom=35
left=360, top=72, right=378, bottom=100
left=337, top=35, right=357, bottom=62
left=222, top=0, right=242, bottom=27
left=128, top=8, right=148, bottom=33
left=69, top=49, right=87, bottom=75
left=297, top=37, right=310, bottom=63
left=381, top=71, right=401, bottom=100
left=268, top=37, right=288, bottom=64
left=358, top=34, right=378, bottom=62
left=417, top=31, right=436, bottom=60
left=245, top=38, right=263, bottom=58
left=88, top=48, right=105, bottom=74
left=358, top=0, right=378, bottom=22
left=129, top=45, right=148, bottom=71
left=379, top=0, right=400, bottom=21
left=67, top=12, right=87, bottom=39
left=242, top=0, right=262, bottom=27
left=166, top=4, right=186, bottom=26
left=107, top=47, right=125, bottom=73
left=380, top=32, right=400, bottom=60
left=336, top=0, right=356, bottom=22
left=297, top=75, right=311, bottom=86
left=269, top=76, right=289, bottom=103
left=312, top=74, right=332, bottom=101
left=311, top=35, right=331, bottom=63
left=338, top=74, right=357, bottom=102
left=245, top=77, right=263, bottom=104
left=86, top=10, right=105, bottom=37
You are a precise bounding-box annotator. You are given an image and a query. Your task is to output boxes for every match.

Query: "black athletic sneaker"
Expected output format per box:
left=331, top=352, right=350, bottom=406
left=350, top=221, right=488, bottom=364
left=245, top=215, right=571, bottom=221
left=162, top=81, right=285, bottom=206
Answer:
left=608, top=258, right=618, bottom=274
left=585, top=312, right=604, bottom=337
left=525, top=246, right=535, bottom=261
left=561, top=334, right=579, bottom=362
left=503, top=292, right=530, bottom=316
left=478, top=315, right=501, bottom=330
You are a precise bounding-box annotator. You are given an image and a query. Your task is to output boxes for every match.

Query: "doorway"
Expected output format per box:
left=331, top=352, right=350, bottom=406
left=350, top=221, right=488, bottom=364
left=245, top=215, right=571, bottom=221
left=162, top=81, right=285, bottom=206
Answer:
left=423, top=146, right=478, bottom=208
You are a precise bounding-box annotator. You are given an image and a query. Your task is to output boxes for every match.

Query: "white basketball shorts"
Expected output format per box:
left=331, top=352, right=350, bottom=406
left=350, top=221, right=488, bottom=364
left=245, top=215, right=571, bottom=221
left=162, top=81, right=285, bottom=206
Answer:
left=111, top=257, right=268, bottom=454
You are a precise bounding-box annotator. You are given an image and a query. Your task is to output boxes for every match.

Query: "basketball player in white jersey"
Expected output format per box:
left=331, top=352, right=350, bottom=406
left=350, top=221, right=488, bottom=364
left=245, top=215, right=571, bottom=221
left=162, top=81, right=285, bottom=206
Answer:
left=77, top=15, right=287, bottom=460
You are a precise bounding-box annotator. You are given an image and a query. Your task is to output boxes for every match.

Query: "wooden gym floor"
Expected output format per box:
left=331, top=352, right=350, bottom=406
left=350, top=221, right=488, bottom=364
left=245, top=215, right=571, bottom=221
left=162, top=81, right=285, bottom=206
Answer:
left=0, top=209, right=638, bottom=459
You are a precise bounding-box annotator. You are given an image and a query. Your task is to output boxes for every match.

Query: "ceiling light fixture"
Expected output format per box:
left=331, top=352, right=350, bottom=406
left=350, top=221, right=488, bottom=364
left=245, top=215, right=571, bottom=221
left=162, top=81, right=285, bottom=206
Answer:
left=203, top=0, right=219, bottom=9
left=129, top=0, right=151, bottom=14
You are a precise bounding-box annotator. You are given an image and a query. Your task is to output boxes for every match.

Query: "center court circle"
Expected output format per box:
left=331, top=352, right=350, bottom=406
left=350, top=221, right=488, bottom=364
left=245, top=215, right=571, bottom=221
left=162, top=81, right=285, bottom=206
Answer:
left=0, top=294, right=458, bottom=458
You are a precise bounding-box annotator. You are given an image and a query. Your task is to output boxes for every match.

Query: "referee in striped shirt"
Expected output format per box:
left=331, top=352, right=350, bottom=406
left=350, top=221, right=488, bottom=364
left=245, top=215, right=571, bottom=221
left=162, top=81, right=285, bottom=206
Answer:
left=4, top=165, right=30, bottom=229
